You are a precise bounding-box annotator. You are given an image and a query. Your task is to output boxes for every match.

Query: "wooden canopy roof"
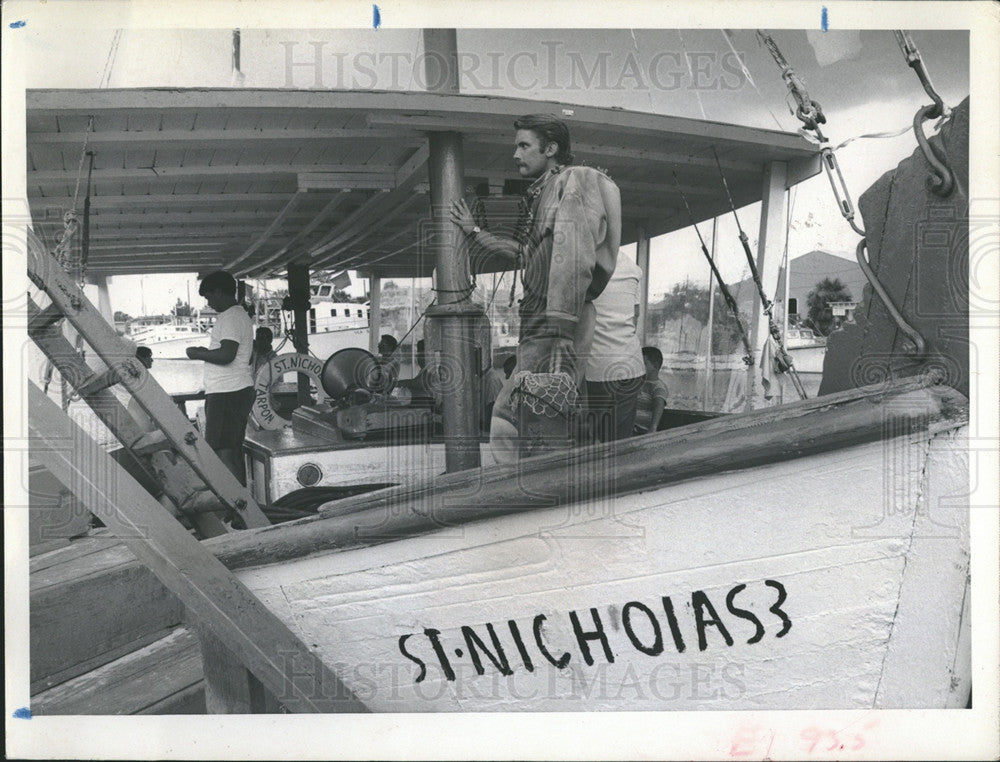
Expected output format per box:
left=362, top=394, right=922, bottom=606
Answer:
left=26, top=88, right=820, bottom=279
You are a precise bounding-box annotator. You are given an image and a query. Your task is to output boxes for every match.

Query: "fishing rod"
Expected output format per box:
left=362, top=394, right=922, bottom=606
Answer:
left=709, top=147, right=808, bottom=399
left=671, top=171, right=753, bottom=368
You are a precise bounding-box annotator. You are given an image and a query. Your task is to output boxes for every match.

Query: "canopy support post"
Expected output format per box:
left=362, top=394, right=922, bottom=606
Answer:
left=422, top=28, right=482, bottom=473
left=287, top=263, right=312, bottom=404
left=746, top=160, right=788, bottom=410
left=635, top=223, right=651, bottom=345
left=368, top=276, right=382, bottom=355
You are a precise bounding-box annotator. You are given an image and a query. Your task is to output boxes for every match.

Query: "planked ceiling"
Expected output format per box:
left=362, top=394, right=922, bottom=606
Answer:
left=26, top=88, right=820, bottom=280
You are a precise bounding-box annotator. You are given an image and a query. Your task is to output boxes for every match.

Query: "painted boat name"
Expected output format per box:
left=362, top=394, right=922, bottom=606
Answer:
left=398, top=580, right=791, bottom=683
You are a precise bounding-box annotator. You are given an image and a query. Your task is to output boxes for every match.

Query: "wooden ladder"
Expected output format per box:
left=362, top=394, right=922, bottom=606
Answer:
left=26, top=229, right=367, bottom=712
left=26, top=229, right=269, bottom=535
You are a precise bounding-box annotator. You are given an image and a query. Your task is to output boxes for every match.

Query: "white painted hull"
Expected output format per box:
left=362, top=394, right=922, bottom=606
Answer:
left=788, top=344, right=826, bottom=374
left=229, top=384, right=970, bottom=712
left=305, top=326, right=370, bottom=363
left=129, top=333, right=209, bottom=359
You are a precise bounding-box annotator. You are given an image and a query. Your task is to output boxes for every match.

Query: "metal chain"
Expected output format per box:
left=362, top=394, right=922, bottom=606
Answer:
left=758, top=30, right=865, bottom=237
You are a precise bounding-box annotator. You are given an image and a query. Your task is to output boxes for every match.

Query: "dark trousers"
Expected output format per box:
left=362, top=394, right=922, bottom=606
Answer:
left=585, top=377, right=644, bottom=443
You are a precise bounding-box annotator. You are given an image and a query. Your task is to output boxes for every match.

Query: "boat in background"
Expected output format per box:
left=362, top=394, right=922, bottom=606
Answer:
left=785, top=326, right=827, bottom=375
left=126, top=317, right=209, bottom=360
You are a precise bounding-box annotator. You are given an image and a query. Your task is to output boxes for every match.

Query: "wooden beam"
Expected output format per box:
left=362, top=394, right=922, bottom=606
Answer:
left=29, top=164, right=397, bottom=183
left=84, top=211, right=314, bottom=226
left=30, top=127, right=421, bottom=144
left=27, top=88, right=817, bottom=155
left=296, top=174, right=396, bottom=191
left=308, top=145, right=430, bottom=265
left=30, top=193, right=299, bottom=208
left=208, top=377, right=965, bottom=571
left=28, top=383, right=368, bottom=714
left=746, top=160, right=788, bottom=411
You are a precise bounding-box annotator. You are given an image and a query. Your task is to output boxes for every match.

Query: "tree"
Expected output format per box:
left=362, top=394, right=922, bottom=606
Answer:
left=646, top=281, right=749, bottom=355
left=805, top=277, right=853, bottom=336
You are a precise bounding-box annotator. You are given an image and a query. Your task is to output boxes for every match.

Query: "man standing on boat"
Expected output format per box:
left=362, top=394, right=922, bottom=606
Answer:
left=187, top=271, right=254, bottom=485
left=450, top=114, right=622, bottom=460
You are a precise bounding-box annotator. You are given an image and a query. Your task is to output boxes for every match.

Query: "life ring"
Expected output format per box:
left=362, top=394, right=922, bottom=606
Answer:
left=251, top=353, right=326, bottom=430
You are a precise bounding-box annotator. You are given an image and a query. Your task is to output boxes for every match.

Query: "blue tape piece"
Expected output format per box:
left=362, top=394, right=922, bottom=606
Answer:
left=821, top=6, right=829, bottom=32
left=373, top=5, right=381, bottom=29
left=10, top=20, right=27, bottom=28
left=12, top=707, right=31, bottom=719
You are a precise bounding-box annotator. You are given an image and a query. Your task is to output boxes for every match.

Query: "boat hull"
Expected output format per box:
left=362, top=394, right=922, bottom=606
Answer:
left=227, top=384, right=970, bottom=711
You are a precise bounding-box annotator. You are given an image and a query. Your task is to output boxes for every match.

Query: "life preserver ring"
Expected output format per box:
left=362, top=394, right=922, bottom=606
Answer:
left=251, top=353, right=326, bottom=430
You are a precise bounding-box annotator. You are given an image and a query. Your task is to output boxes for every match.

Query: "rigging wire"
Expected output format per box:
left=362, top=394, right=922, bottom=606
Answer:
left=719, top=30, right=788, bottom=131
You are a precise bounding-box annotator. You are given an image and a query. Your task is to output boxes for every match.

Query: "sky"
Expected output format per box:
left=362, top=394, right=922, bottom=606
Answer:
left=19, top=21, right=971, bottom=314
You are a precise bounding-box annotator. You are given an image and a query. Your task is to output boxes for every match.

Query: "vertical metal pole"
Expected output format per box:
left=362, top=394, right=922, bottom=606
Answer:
left=635, top=224, right=651, bottom=344
left=704, top=217, right=717, bottom=410
left=368, top=276, right=382, bottom=355
left=287, top=263, right=311, bottom=404
left=422, top=27, right=481, bottom=472
left=409, top=276, right=417, bottom=371
left=746, top=161, right=788, bottom=411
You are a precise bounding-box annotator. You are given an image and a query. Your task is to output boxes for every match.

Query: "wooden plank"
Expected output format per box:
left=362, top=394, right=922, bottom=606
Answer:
left=31, top=625, right=181, bottom=697
left=31, top=550, right=184, bottom=688
left=31, top=192, right=300, bottom=207
left=31, top=127, right=420, bottom=144
left=84, top=211, right=314, bottom=225
left=31, top=627, right=203, bottom=715
left=29, top=163, right=397, bottom=183
left=28, top=529, right=115, bottom=574
left=209, top=377, right=968, bottom=571
left=198, top=628, right=282, bottom=713
left=27, top=89, right=818, bottom=155
left=26, top=243, right=269, bottom=530
left=29, top=383, right=368, bottom=713
left=137, top=681, right=206, bottom=715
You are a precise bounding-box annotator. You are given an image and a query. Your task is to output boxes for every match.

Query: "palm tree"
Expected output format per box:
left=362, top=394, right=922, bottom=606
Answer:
left=805, top=278, right=853, bottom=336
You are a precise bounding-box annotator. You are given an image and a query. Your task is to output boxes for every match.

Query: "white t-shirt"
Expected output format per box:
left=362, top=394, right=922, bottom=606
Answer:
left=203, top=305, right=254, bottom=393
left=585, top=252, right=646, bottom=382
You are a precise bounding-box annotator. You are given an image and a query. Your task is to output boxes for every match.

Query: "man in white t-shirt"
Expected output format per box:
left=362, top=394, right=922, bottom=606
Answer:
left=186, top=270, right=254, bottom=485
left=584, top=250, right=646, bottom=442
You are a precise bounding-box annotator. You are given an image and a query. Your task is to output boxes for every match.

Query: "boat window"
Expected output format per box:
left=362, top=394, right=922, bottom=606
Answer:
left=357, top=309, right=363, bottom=317
left=319, top=285, right=332, bottom=297
left=310, top=285, right=318, bottom=297
left=331, top=309, right=337, bottom=317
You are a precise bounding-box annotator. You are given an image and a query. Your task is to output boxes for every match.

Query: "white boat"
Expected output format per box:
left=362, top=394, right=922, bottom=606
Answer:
left=223, top=377, right=971, bottom=711
left=126, top=319, right=209, bottom=359
left=21, top=58, right=977, bottom=722
left=259, top=283, right=372, bottom=361
left=785, top=327, right=827, bottom=375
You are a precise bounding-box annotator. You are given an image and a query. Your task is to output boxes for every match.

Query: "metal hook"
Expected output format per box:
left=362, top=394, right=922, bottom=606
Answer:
left=855, top=238, right=927, bottom=358
left=913, top=106, right=954, bottom=197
